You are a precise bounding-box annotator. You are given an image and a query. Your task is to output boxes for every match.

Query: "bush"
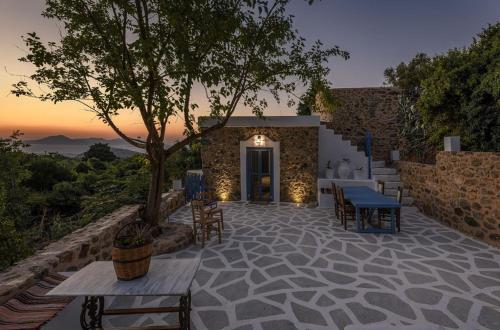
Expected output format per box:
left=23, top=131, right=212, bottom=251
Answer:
left=0, top=217, right=31, bottom=270
left=26, top=156, right=74, bottom=191
left=47, top=182, right=82, bottom=215
left=83, top=143, right=117, bottom=162
left=385, top=23, right=500, bottom=152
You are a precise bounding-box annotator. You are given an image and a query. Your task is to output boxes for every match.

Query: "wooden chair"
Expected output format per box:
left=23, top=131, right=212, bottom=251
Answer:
left=337, top=187, right=364, bottom=230
left=191, top=199, right=222, bottom=248
left=195, top=191, right=224, bottom=229
left=196, top=191, right=217, bottom=210
left=378, top=186, right=403, bottom=232
left=331, top=182, right=340, bottom=219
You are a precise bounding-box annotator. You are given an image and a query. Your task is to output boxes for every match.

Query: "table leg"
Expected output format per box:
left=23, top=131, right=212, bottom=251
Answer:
left=179, top=290, right=192, bottom=330
left=390, top=208, right=396, bottom=234
left=355, top=207, right=360, bottom=232
left=80, top=296, right=104, bottom=330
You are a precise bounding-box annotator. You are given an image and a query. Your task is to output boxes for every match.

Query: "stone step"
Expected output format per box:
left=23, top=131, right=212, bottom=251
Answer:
left=402, top=196, right=414, bottom=206
left=372, top=167, right=397, bottom=175
left=372, top=160, right=386, bottom=168
left=373, top=174, right=400, bottom=182
left=384, top=188, right=410, bottom=197
left=383, top=181, right=400, bottom=189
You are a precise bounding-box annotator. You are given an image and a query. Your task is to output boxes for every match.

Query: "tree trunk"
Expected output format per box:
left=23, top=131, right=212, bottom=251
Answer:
left=143, top=144, right=165, bottom=227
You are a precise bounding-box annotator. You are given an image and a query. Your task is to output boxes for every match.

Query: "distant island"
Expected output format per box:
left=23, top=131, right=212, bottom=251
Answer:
left=24, top=135, right=145, bottom=158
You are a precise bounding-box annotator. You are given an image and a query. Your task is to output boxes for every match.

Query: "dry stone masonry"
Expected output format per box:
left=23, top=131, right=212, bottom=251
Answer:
left=202, top=127, right=318, bottom=203
left=0, top=190, right=190, bottom=304
left=397, top=152, right=500, bottom=247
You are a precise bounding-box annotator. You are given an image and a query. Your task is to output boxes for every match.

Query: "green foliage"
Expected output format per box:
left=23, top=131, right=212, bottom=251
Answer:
left=0, top=131, right=201, bottom=270
left=83, top=143, right=117, bottom=162
left=385, top=23, right=500, bottom=152
left=165, top=142, right=202, bottom=182
left=75, top=161, right=91, bottom=173
left=26, top=156, right=74, bottom=191
left=384, top=53, right=433, bottom=103
left=0, top=217, right=32, bottom=270
left=296, top=79, right=340, bottom=116
left=12, top=0, right=347, bottom=223
left=47, top=182, right=82, bottom=215
left=88, top=157, right=107, bottom=171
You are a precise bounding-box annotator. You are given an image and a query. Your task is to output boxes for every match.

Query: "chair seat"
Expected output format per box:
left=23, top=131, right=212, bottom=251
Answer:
left=194, top=216, right=220, bottom=226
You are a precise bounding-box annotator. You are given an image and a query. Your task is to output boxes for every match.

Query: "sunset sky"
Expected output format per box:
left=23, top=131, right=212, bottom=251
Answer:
left=1, top=0, right=499, bottom=141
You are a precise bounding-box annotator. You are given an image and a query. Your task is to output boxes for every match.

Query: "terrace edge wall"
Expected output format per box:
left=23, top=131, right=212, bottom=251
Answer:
left=396, top=152, right=499, bottom=247
left=0, top=190, right=186, bottom=304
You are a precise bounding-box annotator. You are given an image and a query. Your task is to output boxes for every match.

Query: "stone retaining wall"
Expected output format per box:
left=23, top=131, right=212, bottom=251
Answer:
left=202, top=127, right=318, bottom=203
left=0, top=190, right=188, bottom=304
left=396, top=152, right=499, bottom=247
left=320, top=87, right=400, bottom=162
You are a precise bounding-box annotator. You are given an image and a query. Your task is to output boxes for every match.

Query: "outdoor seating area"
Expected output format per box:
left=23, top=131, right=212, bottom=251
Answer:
left=333, top=183, right=402, bottom=234
left=42, top=201, right=500, bottom=330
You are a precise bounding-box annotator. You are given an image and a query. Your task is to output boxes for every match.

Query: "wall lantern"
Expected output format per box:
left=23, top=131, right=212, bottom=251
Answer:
left=255, top=135, right=263, bottom=146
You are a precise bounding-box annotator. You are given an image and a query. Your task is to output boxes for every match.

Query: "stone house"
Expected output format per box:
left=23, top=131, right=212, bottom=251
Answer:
left=200, top=87, right=401, bottom=204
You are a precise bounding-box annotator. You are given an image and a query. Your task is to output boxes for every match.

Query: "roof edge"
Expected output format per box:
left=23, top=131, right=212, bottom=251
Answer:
left=199, top=116, right=320, bottom=128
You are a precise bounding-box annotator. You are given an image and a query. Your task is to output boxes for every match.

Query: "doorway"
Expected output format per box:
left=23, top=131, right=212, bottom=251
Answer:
left=246, top=148, right=273, bottom=202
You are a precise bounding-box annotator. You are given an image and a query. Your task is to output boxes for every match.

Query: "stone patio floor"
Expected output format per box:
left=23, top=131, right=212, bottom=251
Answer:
left=46, top=202, right=500, bottom=330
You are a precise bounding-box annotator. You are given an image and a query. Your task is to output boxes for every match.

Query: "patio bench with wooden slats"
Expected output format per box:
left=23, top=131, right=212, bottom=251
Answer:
left=0, top=273, right=74, bottom=330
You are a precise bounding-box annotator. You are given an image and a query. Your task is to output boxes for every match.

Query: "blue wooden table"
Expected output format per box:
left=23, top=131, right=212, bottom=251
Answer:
left=343, top=186, right=400, bottom=234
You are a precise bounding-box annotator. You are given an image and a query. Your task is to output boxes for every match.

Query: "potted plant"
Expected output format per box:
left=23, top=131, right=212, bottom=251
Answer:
left=112, top=222, right=153, bottom=281
left=337, top=158, right=352, bottom=179
left=325, top=160, right=334, bottom=179
left=354, top=166, right=364, bottom=180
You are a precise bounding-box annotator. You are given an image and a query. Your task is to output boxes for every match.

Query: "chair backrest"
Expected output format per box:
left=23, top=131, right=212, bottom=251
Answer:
left=196, top=191, right=212, bottom=202
left=191, top=199, right=206, bottom=223
left=336, top=187, right=346, bottom=209
left=396, top=186, right=403, bottom=204
left=377, top=180, right=385, bottom=194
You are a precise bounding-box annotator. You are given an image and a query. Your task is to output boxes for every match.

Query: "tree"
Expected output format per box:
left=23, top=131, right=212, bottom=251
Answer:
left=384, top=53, right=432, bottom=103
left=296, top=79, right=340, bottom=116
left=13, top=0, right=347, bottom=225
left=384, top=23, right=500, bottom=153
left=417, top=24, right=500, bottom=150
left=26, top=156, right=74, bottom=191
left=83, top=143, right=117, bottom=162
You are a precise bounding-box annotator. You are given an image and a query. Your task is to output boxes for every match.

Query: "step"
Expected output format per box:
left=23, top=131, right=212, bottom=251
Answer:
left=402, top=196, right=414, bottom=206
left=383, top=181, right=400, bottom=189
left=384, top=188, right=410, bottom=197
left=372, top=167, right=397, bottom=175
left=373, top=174, right=400, bottom=182
left=372, top=160, right=386, bottom=168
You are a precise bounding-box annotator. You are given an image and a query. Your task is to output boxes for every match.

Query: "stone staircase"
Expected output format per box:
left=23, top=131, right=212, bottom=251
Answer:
left=372, top=160, right=414, bottom=205
left=319, top=124, right=369, bottom=179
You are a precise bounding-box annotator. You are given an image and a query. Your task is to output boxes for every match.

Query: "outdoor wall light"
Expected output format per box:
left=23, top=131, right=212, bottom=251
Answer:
left=255, top=135, right=263, bottom=146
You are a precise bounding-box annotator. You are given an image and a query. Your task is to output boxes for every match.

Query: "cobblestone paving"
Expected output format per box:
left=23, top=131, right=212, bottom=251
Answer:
left=104, top=202, right=500, bottom=330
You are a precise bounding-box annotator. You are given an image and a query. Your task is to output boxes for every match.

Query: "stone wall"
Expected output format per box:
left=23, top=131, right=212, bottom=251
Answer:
left=321, top=87, right=400, bottom=162
left=396, top=152, right=499, bottom=247
left=0, top=190, right=188, bottom=304
left=202, top=127, right=318, bottom=203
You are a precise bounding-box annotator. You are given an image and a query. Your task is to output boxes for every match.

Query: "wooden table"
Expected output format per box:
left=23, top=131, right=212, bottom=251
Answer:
left=343, top=186, right=400, bottom=234
left=47, top=258, right=201, bottom=330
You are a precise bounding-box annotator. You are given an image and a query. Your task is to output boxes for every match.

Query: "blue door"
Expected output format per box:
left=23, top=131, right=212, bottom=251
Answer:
left=247, top=148, right=273, bottom=202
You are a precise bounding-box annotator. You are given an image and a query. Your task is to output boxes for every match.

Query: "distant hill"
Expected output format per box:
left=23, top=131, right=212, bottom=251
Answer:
left=26, top=135, right=123, bottom=146
left=25, top=135, right=144, bottom=158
